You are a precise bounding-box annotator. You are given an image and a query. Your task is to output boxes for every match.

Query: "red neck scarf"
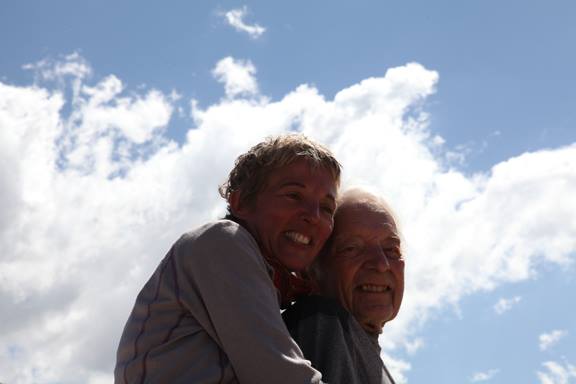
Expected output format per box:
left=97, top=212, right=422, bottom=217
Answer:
left=264, top=256, right=319, bottom=309
left=229, top=217, right=318, bottom=308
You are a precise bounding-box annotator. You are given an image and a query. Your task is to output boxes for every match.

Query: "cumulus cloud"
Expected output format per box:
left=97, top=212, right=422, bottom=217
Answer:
left=493, top=295, right=522, bottom=315
left=212, top=56, right=259, bottom=98
left=223, top=6, right=266, bottom=39
left=540, top=330, right=568, bottom=351
left=470, top=368, right=499, bottom=382
left=537, top=361, right=576, bottom=384
left=1, top=54, right=576, bottom=383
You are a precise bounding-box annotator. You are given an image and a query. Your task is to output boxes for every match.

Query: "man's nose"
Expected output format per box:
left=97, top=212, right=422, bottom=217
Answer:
left=365, top=245, right=391, bottom=272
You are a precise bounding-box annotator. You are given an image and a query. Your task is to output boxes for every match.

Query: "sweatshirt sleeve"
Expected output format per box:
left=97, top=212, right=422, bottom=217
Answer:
left=172, top=221, right=323, bottom=384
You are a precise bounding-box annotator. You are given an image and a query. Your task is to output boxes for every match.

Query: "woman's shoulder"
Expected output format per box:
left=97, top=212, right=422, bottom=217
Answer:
left=177, top=219, right=258, bottom=252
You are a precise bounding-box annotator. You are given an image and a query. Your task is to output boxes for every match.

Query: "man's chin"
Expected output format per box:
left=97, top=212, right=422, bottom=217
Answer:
left=356, top=309, right=393, bottom=334
left=360, top=320, right=384, bottom=336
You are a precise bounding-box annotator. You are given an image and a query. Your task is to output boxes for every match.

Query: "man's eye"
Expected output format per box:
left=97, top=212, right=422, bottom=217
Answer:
left=384, top=248, right=402, bottom=259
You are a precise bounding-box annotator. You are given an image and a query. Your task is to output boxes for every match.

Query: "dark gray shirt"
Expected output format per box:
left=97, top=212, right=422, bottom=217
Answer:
left=283, top=295, right=396, bottom=384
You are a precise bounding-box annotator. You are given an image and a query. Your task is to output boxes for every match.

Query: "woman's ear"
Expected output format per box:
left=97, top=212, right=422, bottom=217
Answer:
left=229, top=190, right=248, bottom=219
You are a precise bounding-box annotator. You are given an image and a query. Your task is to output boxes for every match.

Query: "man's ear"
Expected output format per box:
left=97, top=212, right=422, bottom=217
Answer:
left=229, top=190, right=249, bottom=219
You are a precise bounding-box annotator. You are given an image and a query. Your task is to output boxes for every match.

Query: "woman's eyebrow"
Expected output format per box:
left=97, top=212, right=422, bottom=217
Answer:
left=278, top=181, right=306, bottom=189
left=277, top=181, right=336, bottom=203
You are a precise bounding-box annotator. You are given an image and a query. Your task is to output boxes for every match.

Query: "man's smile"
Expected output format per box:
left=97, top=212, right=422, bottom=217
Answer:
left=356, top=283, right=392, bottom=293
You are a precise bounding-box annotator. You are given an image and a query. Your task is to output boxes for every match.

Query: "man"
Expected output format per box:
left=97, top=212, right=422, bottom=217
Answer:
left=115, top=135, right=340, bottom=383
left=283, top=188, right=404, bottom=384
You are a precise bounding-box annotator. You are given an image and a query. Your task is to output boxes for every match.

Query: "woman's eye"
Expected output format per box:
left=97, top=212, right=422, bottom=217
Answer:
left=321, top=205, right=335, bottom=216
left=339, top=244, right=358, bottom=254
left=285, top=192, right=300, bottom=200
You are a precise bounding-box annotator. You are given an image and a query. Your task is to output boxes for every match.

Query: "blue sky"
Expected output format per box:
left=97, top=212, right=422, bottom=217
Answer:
left=3, top=0, right=575, bottom=172
left=1, top=1, right=575, bottom=383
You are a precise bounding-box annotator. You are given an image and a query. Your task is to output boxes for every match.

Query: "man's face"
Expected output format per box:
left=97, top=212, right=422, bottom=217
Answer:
left=324, top=202, right=404, bottom=334
left=235, top=159, right=338, bottom=272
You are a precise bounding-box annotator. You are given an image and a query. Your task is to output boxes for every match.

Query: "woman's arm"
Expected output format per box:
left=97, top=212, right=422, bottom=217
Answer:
left=174, top=220, right=323, bottom=384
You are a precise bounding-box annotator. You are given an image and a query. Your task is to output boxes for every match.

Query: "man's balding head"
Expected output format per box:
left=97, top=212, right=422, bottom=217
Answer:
left=337, top=188, right=398, bottom=229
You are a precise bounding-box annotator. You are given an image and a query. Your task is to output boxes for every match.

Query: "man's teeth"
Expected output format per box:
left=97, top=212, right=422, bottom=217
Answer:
left=358, top=284, right=390, bottom=293
left=285, top=232, right=311, bottom=245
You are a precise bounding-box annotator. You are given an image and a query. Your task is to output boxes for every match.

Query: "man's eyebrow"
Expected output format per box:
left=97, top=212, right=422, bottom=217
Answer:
left=384, top=235, right=401, bottom=246
left=332, top=233, right=359, bottom=244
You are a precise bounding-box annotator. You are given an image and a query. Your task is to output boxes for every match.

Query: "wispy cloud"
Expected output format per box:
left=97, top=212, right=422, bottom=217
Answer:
left=539, top=330, right=568, bottom=351
left=470, top=369, right=499, bottom=382
left=223, top=6, right=265, bottom=39
left=211, top=56, right=259, bottom=98
left=404, top=338, right=424, bottom=355
left=23, top=52, right=91, bottom=82
left=493, top=296, right=522, bottom=315
left=537, top=361, right=576, bottom=384
left=381, top=352, right=411, bottom=384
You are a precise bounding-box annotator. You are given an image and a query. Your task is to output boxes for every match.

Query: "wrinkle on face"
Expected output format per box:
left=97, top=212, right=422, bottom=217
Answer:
left=321, top=190, right=405, bottom=334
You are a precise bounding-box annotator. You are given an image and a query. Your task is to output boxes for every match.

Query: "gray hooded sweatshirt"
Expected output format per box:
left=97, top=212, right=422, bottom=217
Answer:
left=115, top=220, right=322, bottom=384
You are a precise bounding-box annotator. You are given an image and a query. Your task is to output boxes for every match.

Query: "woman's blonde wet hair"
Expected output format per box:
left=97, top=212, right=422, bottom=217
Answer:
left=219, top=134, right=341, bottom=214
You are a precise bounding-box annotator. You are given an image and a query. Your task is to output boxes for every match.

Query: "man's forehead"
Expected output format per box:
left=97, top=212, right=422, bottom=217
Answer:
left=333, top=199, right=399, bottom=235
left=337, top=200, right=395, bottom=223
left=333, top=219, right=399, bottom=240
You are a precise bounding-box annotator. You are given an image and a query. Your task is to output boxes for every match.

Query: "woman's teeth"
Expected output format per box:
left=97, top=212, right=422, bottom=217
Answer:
left=285, top=231, right=311, bottom=245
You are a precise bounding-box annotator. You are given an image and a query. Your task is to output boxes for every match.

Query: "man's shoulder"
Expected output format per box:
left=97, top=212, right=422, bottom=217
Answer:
left=283, top=295, right=350, bottom=324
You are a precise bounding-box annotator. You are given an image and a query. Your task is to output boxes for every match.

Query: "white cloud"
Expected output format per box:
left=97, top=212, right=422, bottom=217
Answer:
left=471, top=368, right=499, bottom=382
left=537, top=361, right=576, bottom=384
left=223, top=6, right=266, bottom=39
left=540, top=330, right=568, bottom=351
left=1, top=54, right=576, bottom=383
left=80, top=75, right=172, bottom=144
left=212, top=56, right=259, bottom=98
left=381, top=351, right=411, bottom=384
left=404, top=338, right=424, bottom=355
left=493, top=296, right=522, bottom=315
left=22, top=52, right=91, bottom=89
